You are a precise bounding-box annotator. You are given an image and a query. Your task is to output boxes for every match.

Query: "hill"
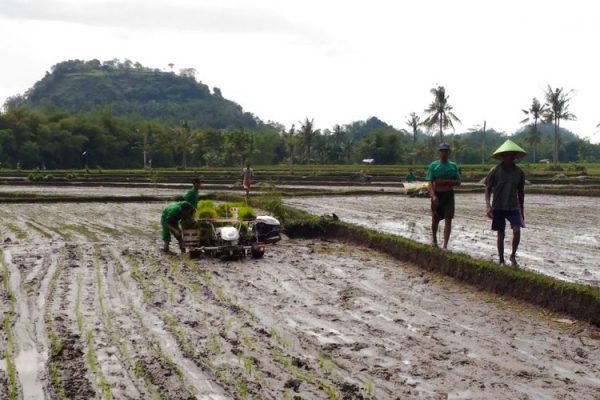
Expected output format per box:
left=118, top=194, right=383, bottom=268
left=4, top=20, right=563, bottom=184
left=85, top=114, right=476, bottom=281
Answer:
left=8, top=59, right=260, bottom=129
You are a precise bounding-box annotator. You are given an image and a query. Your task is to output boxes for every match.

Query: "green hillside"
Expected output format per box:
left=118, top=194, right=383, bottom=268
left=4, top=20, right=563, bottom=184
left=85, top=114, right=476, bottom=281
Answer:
left=12, top=59, right=259, bottom=129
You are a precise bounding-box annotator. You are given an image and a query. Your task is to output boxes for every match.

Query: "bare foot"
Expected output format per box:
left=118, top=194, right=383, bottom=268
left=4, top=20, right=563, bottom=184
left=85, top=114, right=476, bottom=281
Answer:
left=510, top=255, right=519, bottom=267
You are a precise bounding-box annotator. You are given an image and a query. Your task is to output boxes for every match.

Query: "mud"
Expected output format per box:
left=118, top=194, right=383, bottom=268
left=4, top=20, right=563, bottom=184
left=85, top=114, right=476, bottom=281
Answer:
left=0, top=202, right=598, bottom=399
left=286, top=194, right=600, bottom=287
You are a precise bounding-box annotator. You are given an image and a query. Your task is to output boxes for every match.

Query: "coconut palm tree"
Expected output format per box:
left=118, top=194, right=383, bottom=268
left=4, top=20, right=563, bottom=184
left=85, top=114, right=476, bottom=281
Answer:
left=283, top=124, right=296, bottom=172
left=543, top=86, right=576, bottom=164
left=171, top=120, right=196, bottom=168
left=422, top=86, right=461, bottom=141
left=298, top=118, right=320, bottom=163
left=405, top=112, right=420, bottom=144
left=521, top=97, right=546, bottom=162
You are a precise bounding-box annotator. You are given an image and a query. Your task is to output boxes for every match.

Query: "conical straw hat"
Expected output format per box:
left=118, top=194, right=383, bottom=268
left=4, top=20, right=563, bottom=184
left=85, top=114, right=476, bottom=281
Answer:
left=491, top=139, right=527, bottom=160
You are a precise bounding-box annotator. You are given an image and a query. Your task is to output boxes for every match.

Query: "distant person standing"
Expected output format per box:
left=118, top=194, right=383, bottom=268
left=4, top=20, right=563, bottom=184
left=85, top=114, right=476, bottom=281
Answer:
left=484, top=140, right=527, bottom=266
left=241, top=163, right=254, bottom=201
left=426, top=143, right=461, bottom=248
left=405, top=168, right=417, bottom=183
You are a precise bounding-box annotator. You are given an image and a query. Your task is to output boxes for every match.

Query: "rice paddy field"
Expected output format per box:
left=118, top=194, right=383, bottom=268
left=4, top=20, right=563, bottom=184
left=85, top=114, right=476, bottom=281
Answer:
left=0, top=168, right=599, bottom=399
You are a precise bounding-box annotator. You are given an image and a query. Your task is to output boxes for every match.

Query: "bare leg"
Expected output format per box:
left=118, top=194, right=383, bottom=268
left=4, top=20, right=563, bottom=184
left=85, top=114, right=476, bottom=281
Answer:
left=497, top=230, right=505, bottom=264
left=163, top=240, right=170, bottom=252
left=443, top=218, right=452, bottom=249
left=510, top=227, right=520, bottom=266
left=431, top=215, right=440, bottom=247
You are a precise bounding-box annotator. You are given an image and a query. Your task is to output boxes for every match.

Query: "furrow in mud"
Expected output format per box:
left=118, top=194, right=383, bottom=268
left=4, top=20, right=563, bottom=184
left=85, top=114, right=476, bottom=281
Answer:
left=44, top=243, right=96, bottom=399
left=0, top=202, right=599, bottom=400
left=102, top=246, right=215, bottom=399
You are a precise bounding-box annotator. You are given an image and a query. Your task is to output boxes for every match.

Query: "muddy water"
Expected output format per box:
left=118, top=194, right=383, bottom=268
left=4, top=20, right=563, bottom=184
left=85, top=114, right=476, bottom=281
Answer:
left=0, top=203, right=598, bottom=399
left=286, top=194, right=600, bottom=286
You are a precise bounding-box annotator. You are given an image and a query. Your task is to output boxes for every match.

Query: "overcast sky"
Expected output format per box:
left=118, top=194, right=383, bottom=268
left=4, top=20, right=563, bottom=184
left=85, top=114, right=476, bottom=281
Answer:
left=1, top=0, right=599, bottom=142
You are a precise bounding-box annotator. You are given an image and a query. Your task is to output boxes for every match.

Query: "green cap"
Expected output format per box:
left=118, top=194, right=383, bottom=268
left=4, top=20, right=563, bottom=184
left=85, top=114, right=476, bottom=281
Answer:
left=491, top=139, right=527, bottom=160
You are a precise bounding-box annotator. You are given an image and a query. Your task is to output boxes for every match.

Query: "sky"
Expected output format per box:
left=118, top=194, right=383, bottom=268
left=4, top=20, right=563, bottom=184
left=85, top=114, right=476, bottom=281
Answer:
left=1, top=0, right=599, bottom=143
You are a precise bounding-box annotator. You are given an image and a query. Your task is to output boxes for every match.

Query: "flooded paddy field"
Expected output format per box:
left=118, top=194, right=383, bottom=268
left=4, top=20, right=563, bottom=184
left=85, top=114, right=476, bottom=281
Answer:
left=286, top=194, right=600, bottom=287
left=0, top=202, right=598, bottom=399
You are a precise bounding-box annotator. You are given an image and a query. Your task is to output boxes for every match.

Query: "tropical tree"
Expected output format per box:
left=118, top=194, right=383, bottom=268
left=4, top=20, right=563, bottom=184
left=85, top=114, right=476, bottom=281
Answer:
left=405, top=112, right=420, bottom=144
left=298, top=118, right=320, bottom=163
left=331, top=124, right=347, bottom=163
left=422, top=86, right=461, bottom=141
left=282, top=124, right=296, bottom=172
left=171, top=120, right=196, bottom=168
left=520, top=97, right=545, bottom=162
left=543, top=86, right=576, bottom=164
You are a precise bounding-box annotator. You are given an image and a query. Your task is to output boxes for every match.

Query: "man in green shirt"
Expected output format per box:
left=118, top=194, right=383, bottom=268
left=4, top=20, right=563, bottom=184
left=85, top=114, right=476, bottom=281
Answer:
left=426, top=143, right=461, bottom=248
left=178, top=177, right=202, bottom=209
left=405, top=169, right=416, bottom=183
left=161, top=201, right=195, bottom=253
left=485, top=140, right=526, bottom=266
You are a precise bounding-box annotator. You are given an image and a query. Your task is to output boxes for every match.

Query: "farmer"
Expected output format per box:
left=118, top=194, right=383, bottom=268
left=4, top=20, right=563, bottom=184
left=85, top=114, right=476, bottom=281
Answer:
left=177, top=177, right=202, bottom=209
left=405, top=168, right=416, bottom=183
left=161, top=201, right=195, bottom=253
left=426, top=143, right=461, bottom=248
left=484, top=140, right=526, bottom=266
left=241, top=162, right=254, bottom=200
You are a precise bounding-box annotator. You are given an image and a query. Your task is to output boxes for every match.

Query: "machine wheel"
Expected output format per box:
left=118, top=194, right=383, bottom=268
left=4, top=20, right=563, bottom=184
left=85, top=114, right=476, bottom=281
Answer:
left=251, top=246, right=265, bottom=259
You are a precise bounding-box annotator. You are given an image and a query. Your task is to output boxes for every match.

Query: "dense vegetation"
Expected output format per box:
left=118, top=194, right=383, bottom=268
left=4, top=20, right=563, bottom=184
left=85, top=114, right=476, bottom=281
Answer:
left=1, top=59, right=600, bottom=169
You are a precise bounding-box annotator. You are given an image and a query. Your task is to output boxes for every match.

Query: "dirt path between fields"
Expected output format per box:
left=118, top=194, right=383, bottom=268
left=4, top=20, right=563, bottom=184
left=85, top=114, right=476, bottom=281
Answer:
left=286, top=194, right=600, bottom=287
left=0, top=202, right=598, bottom=399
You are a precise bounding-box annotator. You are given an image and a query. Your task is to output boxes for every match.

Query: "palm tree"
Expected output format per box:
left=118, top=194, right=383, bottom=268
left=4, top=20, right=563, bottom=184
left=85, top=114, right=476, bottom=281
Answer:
left=332, top=124, right=347, bottom=163
left=171, top=120, right=196, bottom=168
left=422, top=86, right=461, bottom=141
left=521, top=97, right=546, bottom=162
left=283, top=124, right=296, bottom=172
left=298, top=118, right=320, bottom=163
left=543, top=86, right=576, bottom=164
left=405, top=112, right=420, bottom=144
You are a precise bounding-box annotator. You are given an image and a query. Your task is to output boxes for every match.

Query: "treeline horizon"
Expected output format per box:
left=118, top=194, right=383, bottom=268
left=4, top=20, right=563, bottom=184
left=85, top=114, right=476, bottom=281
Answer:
left=1, top=106, right=600, bottom=170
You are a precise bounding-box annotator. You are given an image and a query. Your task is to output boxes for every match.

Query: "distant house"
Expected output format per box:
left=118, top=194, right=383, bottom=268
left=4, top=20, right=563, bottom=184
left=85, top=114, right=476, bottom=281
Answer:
left=539, top=159, right=550, bottom=163
left=362, top=159, right=374, bottom=164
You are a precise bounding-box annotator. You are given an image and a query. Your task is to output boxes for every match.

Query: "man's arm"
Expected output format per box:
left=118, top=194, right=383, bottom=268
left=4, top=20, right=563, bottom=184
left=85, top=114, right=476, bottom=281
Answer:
left=485, top=186, right=493, bottom=219
left=518, top=172, right=525, bottom=220
left=428, top=181, right=438, bottom=204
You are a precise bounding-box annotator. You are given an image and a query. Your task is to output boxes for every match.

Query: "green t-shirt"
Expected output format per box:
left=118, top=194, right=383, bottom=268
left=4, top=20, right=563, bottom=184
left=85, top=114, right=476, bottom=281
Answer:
left=425, top=160, right=461, bottom=183
left=484, top=163, right=525, bottom=210
left=181, top=186, right=199, bottom=209
left=162, top=201, right=192, bottom=225
left=405, top=172, right=416, bottom=182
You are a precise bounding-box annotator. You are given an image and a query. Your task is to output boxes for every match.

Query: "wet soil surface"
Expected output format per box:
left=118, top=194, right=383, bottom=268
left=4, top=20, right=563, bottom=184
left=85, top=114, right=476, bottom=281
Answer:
left=286, top=194, right=600, bottom=287
left=0, top=203, right=598, bottom=399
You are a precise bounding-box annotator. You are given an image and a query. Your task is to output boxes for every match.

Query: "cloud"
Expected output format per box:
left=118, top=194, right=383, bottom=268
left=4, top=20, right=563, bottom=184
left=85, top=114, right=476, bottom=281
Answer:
left=0, top=0, right=306, bottom=35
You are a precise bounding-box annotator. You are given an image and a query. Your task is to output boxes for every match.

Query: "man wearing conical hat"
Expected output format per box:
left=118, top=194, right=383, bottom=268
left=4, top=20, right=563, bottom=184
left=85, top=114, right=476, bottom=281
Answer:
left=484, top=140, right=527, bottom=266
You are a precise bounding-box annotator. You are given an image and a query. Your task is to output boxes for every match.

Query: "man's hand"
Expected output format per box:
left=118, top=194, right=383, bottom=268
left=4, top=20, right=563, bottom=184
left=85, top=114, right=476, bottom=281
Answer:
left=486, top=205, right=493, bottom=219
left=431, top=194, right=439, bottom=206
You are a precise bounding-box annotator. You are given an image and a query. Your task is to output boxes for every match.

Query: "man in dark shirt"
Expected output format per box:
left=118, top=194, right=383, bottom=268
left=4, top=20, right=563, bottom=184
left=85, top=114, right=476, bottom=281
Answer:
left=484, top=140, right=526, bottom=266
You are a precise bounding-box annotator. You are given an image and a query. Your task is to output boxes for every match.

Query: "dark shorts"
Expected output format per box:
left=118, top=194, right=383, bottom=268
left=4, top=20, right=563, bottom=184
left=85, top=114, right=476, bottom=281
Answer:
left=492, top=209, right=523, bottom=231
left=431, top=191, right=455, bottom=220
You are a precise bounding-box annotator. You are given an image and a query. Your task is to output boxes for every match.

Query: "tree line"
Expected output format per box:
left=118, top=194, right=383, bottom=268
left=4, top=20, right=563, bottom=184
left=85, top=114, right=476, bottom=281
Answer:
left=1, top=104, right=599, bottom=170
